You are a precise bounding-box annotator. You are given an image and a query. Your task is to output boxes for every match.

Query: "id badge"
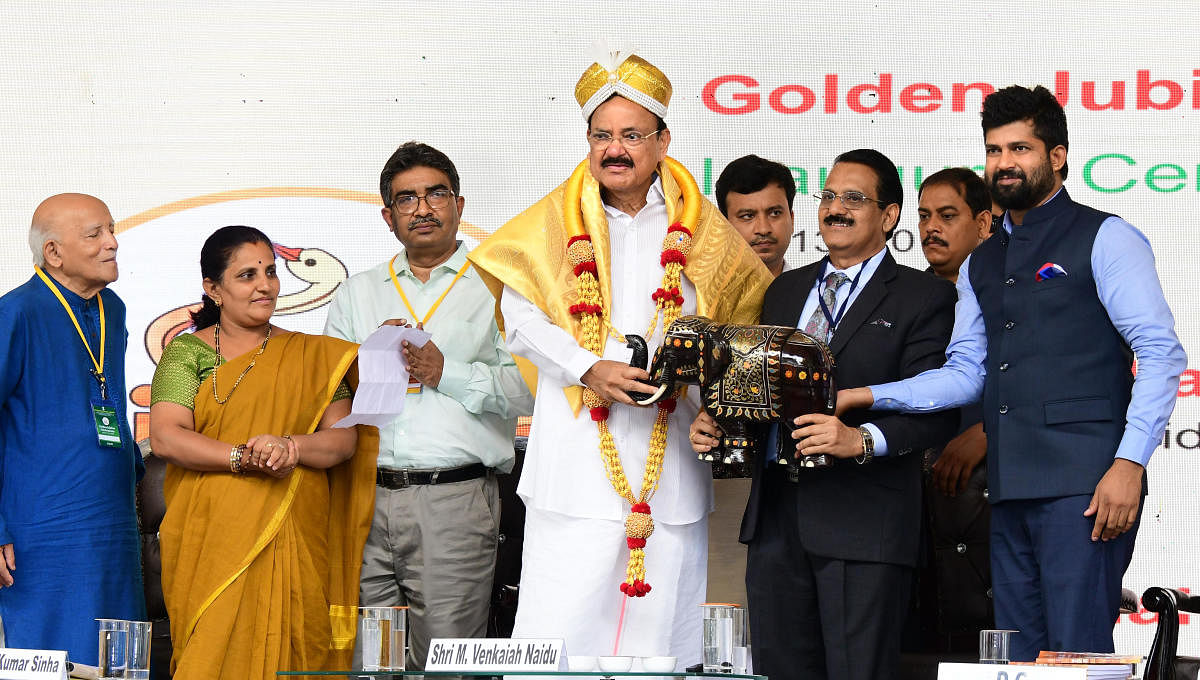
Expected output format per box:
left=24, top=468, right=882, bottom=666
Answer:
left=92, top=403, right=124, bottom=448
left=407, top=376, right=423, bottom=395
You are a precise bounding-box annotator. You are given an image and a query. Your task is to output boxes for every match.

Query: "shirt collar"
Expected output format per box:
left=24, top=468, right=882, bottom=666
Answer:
left=387, top=241, right=470, bottom=280
left=602, top=174, right=665, bottom=218
left=822, top=245, right=887, bottom=279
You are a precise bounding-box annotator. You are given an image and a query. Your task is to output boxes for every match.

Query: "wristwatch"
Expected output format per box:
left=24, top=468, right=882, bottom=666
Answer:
left=855, top=426, right=874, bottom=465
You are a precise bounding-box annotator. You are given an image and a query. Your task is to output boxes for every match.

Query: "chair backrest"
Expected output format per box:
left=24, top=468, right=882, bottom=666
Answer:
left=1143, top=586, right=1200, bottom=680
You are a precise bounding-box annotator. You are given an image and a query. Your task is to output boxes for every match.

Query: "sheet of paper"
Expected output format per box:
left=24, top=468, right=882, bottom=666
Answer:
left=333, top=325, right=431, bottom=428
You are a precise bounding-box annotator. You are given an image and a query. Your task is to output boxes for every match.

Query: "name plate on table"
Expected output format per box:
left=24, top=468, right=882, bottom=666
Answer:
left=426, top=638, right=565, bottom=672
left=939, top=663, right=1086, bottom=680
left=0, top=649, right=68, bottom=680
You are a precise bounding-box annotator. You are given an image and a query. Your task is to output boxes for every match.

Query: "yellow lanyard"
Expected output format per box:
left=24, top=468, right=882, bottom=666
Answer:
left=388, top=256, right=471, bottom=327
left=34, top=265, right=108, bottom=399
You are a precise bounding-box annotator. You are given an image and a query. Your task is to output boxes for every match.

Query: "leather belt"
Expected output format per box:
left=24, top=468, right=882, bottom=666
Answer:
left=376, top=463, right=488, bottom=489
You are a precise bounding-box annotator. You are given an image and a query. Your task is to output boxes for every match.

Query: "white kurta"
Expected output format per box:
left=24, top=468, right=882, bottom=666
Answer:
left=502, top=177, right=708, bottom=660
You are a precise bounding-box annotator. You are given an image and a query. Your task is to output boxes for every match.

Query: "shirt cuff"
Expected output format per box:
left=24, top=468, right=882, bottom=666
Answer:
left=870, top=383, right=908, bottom=411
left=567, top=349, right=602, bottom=386
left=435, top=358, right=471, bottom=402
left=1114, top=426, right=1157, bottom=468
left=862, top=423, right=889, bottom=457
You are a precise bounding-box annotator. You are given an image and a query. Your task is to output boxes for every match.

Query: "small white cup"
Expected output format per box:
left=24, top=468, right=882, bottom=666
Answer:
left=568, top=655, right=598, bottom=672
left=598, top=655, right=634, bottom=673
left=642, top=656, right=679, bottom=673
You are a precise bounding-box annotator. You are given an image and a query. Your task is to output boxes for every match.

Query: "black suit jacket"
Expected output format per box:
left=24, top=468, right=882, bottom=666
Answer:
left=739, top=250, right=959, bottom=567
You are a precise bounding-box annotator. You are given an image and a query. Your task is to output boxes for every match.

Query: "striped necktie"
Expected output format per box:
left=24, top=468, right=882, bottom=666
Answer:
left=803, top=271, right=849, bottom=341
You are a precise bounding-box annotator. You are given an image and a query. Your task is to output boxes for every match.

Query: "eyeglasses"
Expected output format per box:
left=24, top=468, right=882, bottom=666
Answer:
left=587, top=129, right=661, bottom=148
left=389, top=188, right=455, bottom=215
left=813, top=190, right=888, bottom=210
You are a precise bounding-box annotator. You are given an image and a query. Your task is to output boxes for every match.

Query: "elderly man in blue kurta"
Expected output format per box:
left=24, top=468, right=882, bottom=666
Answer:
left=0, top=194, right=145, bottom=662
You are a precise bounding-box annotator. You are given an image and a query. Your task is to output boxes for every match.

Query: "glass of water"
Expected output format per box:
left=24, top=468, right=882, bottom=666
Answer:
left=96, top=619, right=127, bottom=680
left=979, top=629, right=1017, bottom=664
left=125, top=621, right=153, bottom=680
left=701, top=603, right=735, bottom=673
left=730, top=606, right=750, bottom=674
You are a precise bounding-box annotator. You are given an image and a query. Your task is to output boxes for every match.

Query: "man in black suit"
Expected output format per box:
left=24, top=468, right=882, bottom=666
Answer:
left=692, top=149, right=958, bottom=680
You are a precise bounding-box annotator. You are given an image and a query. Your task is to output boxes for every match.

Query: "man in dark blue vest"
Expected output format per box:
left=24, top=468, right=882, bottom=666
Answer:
left=839, top=85, right=1186, bottom=660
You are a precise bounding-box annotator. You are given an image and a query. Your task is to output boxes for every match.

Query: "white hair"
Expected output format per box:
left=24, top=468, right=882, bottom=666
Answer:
left=28, top=220, right=53, bottom=267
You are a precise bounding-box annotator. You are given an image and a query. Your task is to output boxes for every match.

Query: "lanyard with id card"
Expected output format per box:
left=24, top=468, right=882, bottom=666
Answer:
left=389, top=255, right=471, bottom=395
left=35, top=266, right=124, bottom=448
left=92, top=404, right=124, bottom=448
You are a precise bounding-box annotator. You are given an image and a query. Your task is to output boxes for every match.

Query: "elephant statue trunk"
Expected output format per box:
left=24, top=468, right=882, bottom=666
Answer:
left=620, top=334, right=674, bottom=405
left=637, top=345, right=678, bottom=406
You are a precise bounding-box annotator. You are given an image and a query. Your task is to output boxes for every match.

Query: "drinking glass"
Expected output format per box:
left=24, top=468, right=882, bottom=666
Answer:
left=388, top=607, right=408, bottom=671
left=359, top=606, right=406, bottom=671
left=979, top=629, right=1017, bottom=664
left=125, top=620, right=153, bottom=680
left=730, top=606, right=750, bottom=674
left=701, top=603, right=735, bottom=673
left=96, top=619, right=128, bottom=680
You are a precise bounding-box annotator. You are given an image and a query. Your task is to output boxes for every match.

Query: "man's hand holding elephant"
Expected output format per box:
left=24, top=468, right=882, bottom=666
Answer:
left=689, top=411, right=723, bottom=455
left=582, top=359, right=656, bottom=406
left=792, top=414, right=864, bottom=459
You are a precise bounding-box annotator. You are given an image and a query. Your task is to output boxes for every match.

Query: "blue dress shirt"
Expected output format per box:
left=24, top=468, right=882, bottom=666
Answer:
left=872, top=192, right=1186, bottom=467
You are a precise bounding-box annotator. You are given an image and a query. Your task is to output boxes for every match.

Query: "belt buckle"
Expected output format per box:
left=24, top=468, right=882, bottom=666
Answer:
left=430, top=469, right=441, bottom=484
left=398, top=469, right=410, bottom=487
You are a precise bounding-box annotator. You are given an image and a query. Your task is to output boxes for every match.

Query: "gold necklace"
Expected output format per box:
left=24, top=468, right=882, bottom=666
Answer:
left=212, top=323, right=271, bottom=404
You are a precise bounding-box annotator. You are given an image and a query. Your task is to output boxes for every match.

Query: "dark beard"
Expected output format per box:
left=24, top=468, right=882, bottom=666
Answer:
left=989, top=157, right=1056, bottom=211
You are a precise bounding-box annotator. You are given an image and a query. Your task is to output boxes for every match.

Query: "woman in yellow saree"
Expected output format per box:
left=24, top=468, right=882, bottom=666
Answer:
left=149, top=225, right=376, bottom=678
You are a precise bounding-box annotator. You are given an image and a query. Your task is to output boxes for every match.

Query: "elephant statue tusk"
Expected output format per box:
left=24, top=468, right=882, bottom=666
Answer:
left=635, top=383, right=670, bottom=406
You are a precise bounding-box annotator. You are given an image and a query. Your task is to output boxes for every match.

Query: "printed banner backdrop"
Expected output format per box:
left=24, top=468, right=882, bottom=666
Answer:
left=1, top=0, right=1195, bottom=657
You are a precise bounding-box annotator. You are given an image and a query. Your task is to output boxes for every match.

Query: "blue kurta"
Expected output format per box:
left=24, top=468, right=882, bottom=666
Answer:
left=0, top=274, right=145, bottom=664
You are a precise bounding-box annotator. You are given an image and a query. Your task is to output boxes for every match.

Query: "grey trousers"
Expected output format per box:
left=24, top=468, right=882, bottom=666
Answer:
left=358, top=473, right=500, bottom=670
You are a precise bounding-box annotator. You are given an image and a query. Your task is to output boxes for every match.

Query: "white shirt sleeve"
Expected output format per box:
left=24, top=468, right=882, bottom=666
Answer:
left=500, top=285, right=600, bottom=386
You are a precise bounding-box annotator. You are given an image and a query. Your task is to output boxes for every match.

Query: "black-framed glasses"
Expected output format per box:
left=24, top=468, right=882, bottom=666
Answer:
left=389, top=188, right=455, bottom=214
left=587, top=129, right=661, bottom=148
left=813, top=190, right=887, bottom=210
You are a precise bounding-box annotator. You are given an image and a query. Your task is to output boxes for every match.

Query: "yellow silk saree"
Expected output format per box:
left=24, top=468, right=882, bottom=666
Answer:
left=160, top=332, right=377, bottom=678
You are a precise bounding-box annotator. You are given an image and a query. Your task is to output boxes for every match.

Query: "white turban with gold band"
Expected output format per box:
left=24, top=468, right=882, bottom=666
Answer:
left=574, top=49, right=673, bottom=121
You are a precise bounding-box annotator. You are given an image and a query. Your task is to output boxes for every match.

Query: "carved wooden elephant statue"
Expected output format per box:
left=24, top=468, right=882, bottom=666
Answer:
left=635, top=315, right=837, bottom=476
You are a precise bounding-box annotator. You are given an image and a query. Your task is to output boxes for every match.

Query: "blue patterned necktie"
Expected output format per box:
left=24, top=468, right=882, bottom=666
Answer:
left=804, top=272, right=849, bottom=341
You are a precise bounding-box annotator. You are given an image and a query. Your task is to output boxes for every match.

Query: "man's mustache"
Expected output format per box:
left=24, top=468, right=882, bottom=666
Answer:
left=749, top=236, right=777, bottom=247
left=823, top=215, right=854, bottom=227
left=993, top=169, right=1026, bottom=182
left=409, top=216, right=442, bottom=229
left=922, top=234, right=949, bottom=248
left=602, top=157, right=634, bottom=168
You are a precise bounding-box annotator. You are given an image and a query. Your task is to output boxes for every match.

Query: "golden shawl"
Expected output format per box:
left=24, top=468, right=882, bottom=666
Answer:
left=160, top=333, right=377, bottom=679
left=469, top=158, right=772, bottom=412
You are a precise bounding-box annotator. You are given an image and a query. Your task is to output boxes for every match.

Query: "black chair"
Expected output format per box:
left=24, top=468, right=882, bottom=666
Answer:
left=488, top=437, right=526, bottom=638
left=136, top=441, right=172, bottom=680
left=1142, top=586, right=1200, bottom=680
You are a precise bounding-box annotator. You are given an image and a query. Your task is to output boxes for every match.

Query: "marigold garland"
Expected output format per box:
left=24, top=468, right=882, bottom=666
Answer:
left=564, top=157, right=700, bottom=596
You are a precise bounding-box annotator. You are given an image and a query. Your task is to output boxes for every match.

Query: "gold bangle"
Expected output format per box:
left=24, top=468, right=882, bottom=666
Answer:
left=230, top=443, right=246, bottom=474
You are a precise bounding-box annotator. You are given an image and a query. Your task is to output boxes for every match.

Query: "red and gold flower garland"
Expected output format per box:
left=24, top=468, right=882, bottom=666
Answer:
left=564, top=157, right=701, bottom=597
